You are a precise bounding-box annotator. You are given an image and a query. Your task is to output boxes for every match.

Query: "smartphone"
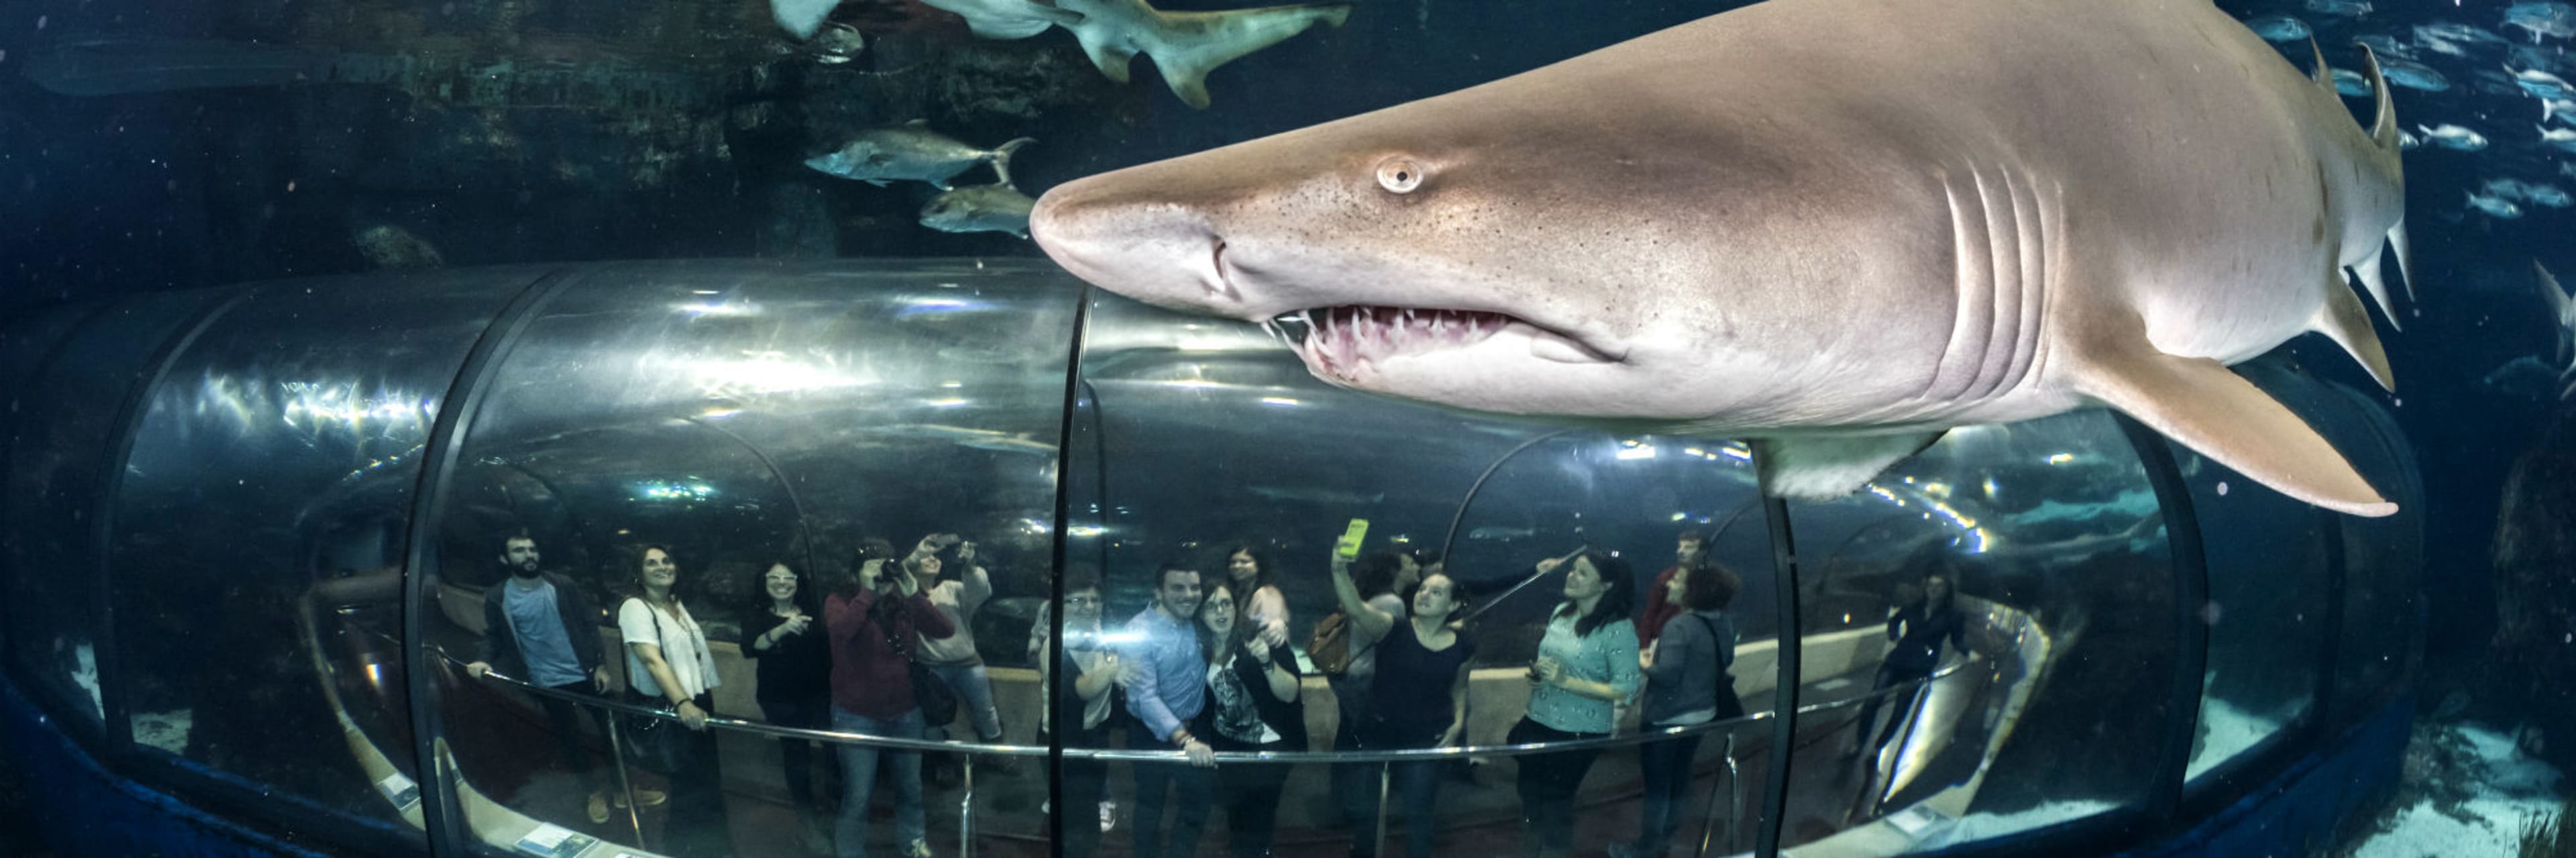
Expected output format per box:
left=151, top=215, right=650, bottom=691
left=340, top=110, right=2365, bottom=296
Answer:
left=1335, top=519, right=1371, bottom=559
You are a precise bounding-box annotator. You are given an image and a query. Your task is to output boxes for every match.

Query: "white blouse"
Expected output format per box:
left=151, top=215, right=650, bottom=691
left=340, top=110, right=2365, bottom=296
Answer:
left=619, top=596, right=720, bottom=701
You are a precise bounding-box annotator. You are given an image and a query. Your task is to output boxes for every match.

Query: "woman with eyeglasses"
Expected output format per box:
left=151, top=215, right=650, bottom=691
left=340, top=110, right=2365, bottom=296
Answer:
left=1193, top=581, right=1305, bottom=858
left=747, top=561, right=833, bottom=853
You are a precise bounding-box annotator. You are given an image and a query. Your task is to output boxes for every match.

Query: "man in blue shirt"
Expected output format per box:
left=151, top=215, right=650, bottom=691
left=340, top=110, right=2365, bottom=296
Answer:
left=465, top=533, right=657, bottom=824
left=1122, top=562, right=1215, bottom=858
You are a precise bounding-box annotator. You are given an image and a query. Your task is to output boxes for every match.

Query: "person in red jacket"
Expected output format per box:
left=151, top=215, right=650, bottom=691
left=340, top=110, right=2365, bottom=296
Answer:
left=826, top=536, right=958, bottom=858
left=1634, top=528, right=1711, bottom=651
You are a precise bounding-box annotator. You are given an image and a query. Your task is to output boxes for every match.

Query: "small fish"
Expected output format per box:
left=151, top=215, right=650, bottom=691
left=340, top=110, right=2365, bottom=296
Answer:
left=2379, top=57, right=2452, bottom=92
left=2506, top=1, right=2576, bottom=42
left=2524, top=183, right=2573, bottom=207
left=2243, top=14, right=2310, bottom=42
left=805, top=121, right=1033, bottom=189
left=2354, top=35, right=2412, bottom=60
left=2415, top=35, right=2470, bottom=58
left=2304, top=0, right=2370, bottom=17
left=2545, top=98, right=2576, bottom=123
left=2508, top=64, right=2575, bottom=100
left=2469, top=191, right=2526, bottom=217
left=2418, top=22, right=2508, bottom=46
left=2332, top=67, right=2372, bottom=97
left=2543, top=125, right=2576, bottom=149
left=919, top=182, right=1037, bottom=237
left=2418, top=123, right=2490, bottom=150
left=2481, top=176, right=2530, bottom=199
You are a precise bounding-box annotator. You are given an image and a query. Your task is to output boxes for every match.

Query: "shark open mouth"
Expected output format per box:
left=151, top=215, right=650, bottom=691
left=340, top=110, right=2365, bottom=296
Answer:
left=1260, top=305, right=1609, bottom=377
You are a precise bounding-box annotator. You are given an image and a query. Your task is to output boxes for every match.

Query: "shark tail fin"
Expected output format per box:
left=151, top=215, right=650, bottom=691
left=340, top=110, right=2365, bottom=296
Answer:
left=2357, top=44, right=2400, bottom=154
left=1146, top=3, right=1353, bottom=109
left=2314, top=270, right=2397, bottom=390
left=2539, top=260, right=2573, bottom=366
left=990, top=137, right=1034, bottom=187
left=2068, top=312, right=2394, bottom=517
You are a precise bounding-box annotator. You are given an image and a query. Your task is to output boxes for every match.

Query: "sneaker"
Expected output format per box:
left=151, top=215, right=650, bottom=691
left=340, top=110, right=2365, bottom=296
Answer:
left=1099, top=800, right=1116, bottom=832
left=587, top=793, right=610, bottom=824
left=613, top=788, right=669, bottom=808
left=906, top=838, right=935, bottom=858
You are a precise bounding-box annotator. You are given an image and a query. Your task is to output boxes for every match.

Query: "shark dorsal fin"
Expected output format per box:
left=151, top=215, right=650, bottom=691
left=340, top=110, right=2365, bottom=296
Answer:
left=2355, top=44, right=2399, bottom=152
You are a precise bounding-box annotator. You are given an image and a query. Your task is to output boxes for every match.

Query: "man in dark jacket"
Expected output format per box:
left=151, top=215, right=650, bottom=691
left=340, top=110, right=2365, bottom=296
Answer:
left=465, top=533, right=656, bottom=823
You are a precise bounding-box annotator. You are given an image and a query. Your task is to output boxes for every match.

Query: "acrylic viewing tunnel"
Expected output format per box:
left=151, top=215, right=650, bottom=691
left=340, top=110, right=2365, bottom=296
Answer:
left=0, top=259, right=2422, bottom=858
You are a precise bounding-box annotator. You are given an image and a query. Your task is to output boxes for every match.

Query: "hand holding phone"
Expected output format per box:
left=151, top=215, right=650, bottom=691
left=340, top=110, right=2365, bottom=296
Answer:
left=1335, top=519, right=1371, bottom=559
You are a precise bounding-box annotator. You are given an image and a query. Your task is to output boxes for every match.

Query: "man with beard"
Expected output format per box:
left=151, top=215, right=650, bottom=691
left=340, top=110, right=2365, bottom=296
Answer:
left=467, top=531, right=661, bottom=824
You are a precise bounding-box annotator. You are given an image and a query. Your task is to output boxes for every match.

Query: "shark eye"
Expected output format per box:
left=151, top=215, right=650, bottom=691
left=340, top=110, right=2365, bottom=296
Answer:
left=1375, top=157, right=1426, bottom=194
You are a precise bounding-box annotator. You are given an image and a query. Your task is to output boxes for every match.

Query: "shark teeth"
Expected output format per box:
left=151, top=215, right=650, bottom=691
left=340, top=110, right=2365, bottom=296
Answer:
left=1273, top=305, right=1515, bottom=376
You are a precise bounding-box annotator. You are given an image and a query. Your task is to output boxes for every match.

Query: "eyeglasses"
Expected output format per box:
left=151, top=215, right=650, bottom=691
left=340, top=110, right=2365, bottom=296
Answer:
left=1065, top=596, right=1102, bottom=606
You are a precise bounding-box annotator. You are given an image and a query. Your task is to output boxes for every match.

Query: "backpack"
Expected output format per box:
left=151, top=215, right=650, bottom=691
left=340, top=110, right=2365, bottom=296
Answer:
left=1307, top=612, right=1354, bottom=676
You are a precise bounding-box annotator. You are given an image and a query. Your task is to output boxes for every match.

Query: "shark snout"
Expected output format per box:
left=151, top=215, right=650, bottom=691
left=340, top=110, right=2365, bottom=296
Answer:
left=1032, top=176, right=1254, bottom=315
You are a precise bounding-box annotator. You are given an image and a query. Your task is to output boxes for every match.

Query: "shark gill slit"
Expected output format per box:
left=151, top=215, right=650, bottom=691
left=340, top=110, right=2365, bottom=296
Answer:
left=1925, top=166, right=1996, bottom=403
left=1966, top=165, right=2024, bottom=400
left=1999, top=172, right=2051, bottom=393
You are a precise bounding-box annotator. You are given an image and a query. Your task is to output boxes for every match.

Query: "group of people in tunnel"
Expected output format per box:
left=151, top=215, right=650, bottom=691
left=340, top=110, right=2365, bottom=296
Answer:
left=462, top=525, right=1764, bottom=858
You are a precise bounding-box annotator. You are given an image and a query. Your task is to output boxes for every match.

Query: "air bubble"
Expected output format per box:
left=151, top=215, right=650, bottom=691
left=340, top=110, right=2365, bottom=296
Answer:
left=2214, top=481, right=2229, bottom=496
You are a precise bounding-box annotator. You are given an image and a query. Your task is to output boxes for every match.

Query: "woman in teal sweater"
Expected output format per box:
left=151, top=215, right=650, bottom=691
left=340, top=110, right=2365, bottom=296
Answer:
left=1511, top=549, right=1642, bottom=858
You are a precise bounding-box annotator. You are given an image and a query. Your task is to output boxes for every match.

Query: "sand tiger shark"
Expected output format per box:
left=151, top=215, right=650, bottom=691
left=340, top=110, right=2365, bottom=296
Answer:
left=908, top=0, right=1352, bottom=108
left=1030, top=0, right=2414, bottom=517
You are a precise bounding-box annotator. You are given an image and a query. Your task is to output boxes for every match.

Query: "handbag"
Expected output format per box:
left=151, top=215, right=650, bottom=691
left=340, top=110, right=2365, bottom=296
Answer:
left=619, top=598, right=695, bottom=773
left=622, top=701, right=692, bottom=773
left=1693, top=614, right=1748, bottom=721
left=879, top=610, right=961, bottom=727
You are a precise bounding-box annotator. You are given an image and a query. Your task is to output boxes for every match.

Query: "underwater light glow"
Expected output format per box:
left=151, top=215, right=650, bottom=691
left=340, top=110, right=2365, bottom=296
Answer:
left=634, top=481, right=717, bottom=501
left=924, top=398, right=969, bottom=407
left=1616, top=443, right=1658, bottom=460
left=673, top=301, right=756, bottom=317
left=2048, top=453, right=2075, bottom=464
left=1260, top=396, right=1301, bottom=407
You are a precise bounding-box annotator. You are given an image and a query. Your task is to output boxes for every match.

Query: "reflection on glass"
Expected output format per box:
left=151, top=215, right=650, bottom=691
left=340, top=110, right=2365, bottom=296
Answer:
left=1782, top=415, right=2174, bottom=854
left=2176, top=447, right=2327, bottom=785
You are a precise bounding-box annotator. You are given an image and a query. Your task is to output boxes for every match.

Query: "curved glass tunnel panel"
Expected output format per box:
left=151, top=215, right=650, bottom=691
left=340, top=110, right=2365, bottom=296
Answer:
left=2174, top=357, right=2339, bottom=790
left=103, top=270, right=536, bottom=851
left=1073, top=291, right=1780, bottom=857
left=2, top=290, right=218, bottom=736
left=2316, top=384, right=2424, bottom=723
left=427, top=260, right=1080, bottom=858
left=1776, top=414, right=2178, bottom=854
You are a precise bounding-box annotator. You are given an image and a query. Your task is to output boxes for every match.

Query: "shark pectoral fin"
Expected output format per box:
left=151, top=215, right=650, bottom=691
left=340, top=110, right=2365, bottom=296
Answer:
left=1750, top=432, right=1946, bottom=501
left=2313, top=272, right=2396, bottom=391
left=2070, top=341, right=2395, bottom=517
left=1145, top=3, right=1353, bottom=109
left=1067, top=25, right=1140, bottom=83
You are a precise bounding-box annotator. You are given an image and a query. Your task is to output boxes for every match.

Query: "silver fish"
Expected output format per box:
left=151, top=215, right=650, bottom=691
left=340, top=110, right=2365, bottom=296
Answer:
left=805, top=121, right=1032, bottom=189
left=2542, top=125, right=2576, bottom=149
left=920, top=182, right=1038, bottom=237
left=2468, top=191, right=2526, bottom=218
left=1032, top=0, right=2413, bottom=516
left=1054, top=0, right=1353, bottom=109
left=2379, top=56, right=2451, bottom=91
left=2417, top=123, right=2489, bottom=150
left=2506, top=1, right=2576, bottom=42
left=2304, top=0, right=2370, bottom=17
left=2509, top=64, right=2575, bottom=99
left=2524, top=183, right=2573, bottom=207
left=2243, top=14, right=2310, bottom=42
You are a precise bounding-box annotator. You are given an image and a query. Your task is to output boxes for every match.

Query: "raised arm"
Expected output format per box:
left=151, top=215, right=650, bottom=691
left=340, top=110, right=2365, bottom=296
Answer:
left=1328, top=554, right=1396, bottom=641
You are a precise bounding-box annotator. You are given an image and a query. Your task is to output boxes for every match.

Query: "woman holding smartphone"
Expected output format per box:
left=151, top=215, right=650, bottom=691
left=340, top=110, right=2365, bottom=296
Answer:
left=1330, top=551, right=1475, bottom=858
left=1511, top=549, right=1640, bottom=858
left=1192, top=582, right=1305, bottom=858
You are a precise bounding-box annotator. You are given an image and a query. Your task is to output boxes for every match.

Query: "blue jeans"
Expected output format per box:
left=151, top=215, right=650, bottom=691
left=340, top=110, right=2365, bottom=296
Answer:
left=926, top=661, right=1003, bottom=741
left=1128, top=724, right=1214, bottom=858
left=1633, top=733, right=1705, bottom=853
left=835, top=706, right=927, bottom=858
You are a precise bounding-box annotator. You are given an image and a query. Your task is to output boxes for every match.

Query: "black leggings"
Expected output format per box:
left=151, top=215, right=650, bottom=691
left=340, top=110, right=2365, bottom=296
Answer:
left=1509, top=718, right=1605, bottom=853
left=759, top=694, right=833, bottom=812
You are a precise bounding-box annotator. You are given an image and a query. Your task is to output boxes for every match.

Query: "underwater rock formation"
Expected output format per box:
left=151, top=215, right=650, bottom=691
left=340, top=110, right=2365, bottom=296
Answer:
left=2489, top=413, right=2576, bottom=773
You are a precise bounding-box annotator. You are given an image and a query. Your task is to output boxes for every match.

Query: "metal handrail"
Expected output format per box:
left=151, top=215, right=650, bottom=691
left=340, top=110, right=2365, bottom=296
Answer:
left=443, top=642, right=1962, bottom=763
